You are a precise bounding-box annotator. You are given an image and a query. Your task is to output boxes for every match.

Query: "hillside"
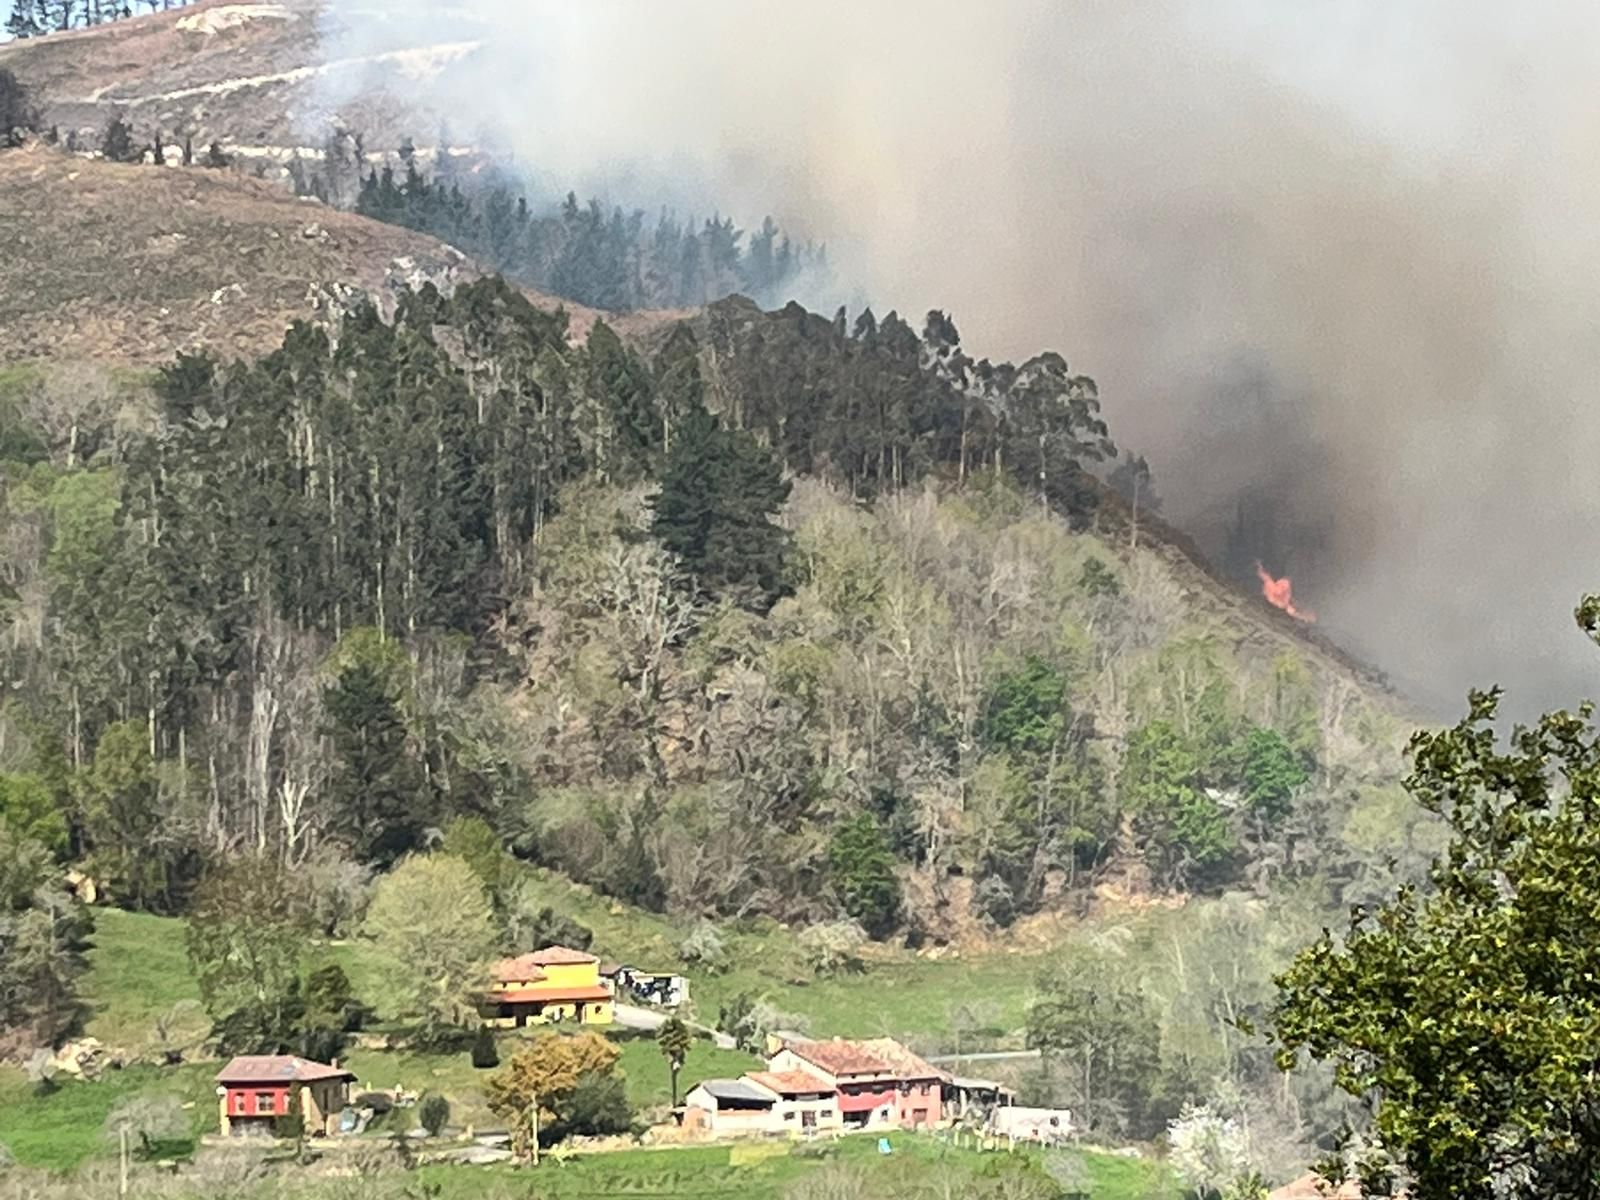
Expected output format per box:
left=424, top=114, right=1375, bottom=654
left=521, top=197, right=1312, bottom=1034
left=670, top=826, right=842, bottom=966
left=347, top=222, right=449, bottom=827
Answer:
left=0, top=146, right=669, bottom=365
left=0, top=0, right=467, bottom=163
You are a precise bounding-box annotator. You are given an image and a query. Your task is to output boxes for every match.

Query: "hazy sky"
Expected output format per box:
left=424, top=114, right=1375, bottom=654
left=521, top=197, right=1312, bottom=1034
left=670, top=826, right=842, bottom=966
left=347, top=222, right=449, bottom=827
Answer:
left=319, top=0, right=1600, bottom=718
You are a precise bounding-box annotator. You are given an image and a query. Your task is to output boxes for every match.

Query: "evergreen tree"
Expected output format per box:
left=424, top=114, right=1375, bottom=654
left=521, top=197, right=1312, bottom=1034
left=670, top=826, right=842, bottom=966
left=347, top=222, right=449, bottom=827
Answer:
left=5, top=0, right=44, bottom=36
left=320, top=630, right=431, bottom=866
left=827, top=813, right=902, bottom=938
left=649, top=407, right=791, bottom=608
left=99, top=113, right=136, bottom=163
left=0, top=68, right=36, bottom=146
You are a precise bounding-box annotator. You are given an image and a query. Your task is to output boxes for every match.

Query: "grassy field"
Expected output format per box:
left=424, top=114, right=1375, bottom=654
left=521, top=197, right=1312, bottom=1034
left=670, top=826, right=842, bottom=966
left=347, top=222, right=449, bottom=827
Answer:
left=503, top=868, right=1050, bottom=1045
left=403, top=1135, right=1180, bottom=1199
left=1, top=1133, right=1177, bottom=1199
left=339, top=1033, right=760, bottom=1129
left=0, top=1063, right=217, bottom=1172
left=81, top=870, right=1050, bottom=1057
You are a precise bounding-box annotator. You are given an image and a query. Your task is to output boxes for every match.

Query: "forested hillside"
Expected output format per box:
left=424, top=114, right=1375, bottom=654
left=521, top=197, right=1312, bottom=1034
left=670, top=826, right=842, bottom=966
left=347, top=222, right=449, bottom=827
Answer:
left=1, top=255, right=1410, bottom=948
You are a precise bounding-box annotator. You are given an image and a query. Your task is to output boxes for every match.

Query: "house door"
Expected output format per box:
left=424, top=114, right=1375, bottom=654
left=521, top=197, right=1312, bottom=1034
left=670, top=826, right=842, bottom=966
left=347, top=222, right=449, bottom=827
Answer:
left=802, top=1111, right=816, bottom=1129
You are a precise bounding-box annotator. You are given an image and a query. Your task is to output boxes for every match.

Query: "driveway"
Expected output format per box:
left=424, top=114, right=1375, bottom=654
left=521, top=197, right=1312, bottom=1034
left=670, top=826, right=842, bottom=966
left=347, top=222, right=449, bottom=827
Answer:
left=614, top=1002, right=737, bottom=1049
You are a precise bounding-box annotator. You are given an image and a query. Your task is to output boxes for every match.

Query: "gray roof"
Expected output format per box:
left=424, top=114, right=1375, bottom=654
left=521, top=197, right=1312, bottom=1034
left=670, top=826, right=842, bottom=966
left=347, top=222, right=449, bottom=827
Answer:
left=696, top=1078, right=775, bottom=1104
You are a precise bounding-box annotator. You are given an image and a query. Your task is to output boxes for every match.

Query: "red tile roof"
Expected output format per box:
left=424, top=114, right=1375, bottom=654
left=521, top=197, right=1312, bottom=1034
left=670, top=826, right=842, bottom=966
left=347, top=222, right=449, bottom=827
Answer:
left=785, top=1039, right=894, bottom=1078
left=746, top=1069, right=834, bottom=1096
left=524, top=945, right=599, bottom=966
left=214, top=1056, right=353, bottom=1085
left=859, top=1037, right=949, bottom=1082
left=782, top=1037, right=949, bottom=1082
left=491, top=984, right=613, bottom=1004
left=491, top=955, right=551, bottom=984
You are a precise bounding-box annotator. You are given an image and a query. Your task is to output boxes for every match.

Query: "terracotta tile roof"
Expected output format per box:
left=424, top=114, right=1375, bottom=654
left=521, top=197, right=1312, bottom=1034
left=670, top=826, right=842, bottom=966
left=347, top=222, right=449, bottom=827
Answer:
left=859, top=1037, right=950, bottom=1082
left=524, top=945, right=599, bottom=966
left=784, top=1036, right=947, bottom=1081
left=490, top=955, right=551, bottom=984
left=214, top=1056, right=353, bottom=1085
left=785, top=1039, right=894, bottom=1077
left=746, top=1069, right=834, bottom=1096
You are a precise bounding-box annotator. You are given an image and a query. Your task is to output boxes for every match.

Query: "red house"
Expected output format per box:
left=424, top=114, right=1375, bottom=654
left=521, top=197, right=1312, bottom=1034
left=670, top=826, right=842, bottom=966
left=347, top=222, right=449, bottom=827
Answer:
left=766, top=1037, right=947, bottom=1130
left=215, top=1055, right=355, bottom=1138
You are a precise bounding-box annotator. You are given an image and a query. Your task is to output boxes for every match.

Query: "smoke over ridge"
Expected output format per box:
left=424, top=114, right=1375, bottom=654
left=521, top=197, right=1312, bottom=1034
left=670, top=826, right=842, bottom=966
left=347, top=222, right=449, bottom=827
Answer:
left=321, top=0, right=1600, bottom=718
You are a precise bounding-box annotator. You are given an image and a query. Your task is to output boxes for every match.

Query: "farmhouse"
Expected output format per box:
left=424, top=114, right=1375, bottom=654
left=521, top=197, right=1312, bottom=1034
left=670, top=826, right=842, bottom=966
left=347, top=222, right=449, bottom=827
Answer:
left=769, top=1036, right=947, bottom=1129
left=684, top=1035, right=947, bottom=1137
left=480, top=945, right=615, bottom=1028
left=214, top=1055, right=354, bottom=1138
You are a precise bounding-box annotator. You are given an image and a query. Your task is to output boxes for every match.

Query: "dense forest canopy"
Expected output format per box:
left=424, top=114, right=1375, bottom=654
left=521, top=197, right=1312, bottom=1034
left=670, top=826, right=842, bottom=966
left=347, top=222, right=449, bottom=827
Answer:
left=0, top=271, right=1407, bottom=938
left=352, top=161, right=827, bottom=313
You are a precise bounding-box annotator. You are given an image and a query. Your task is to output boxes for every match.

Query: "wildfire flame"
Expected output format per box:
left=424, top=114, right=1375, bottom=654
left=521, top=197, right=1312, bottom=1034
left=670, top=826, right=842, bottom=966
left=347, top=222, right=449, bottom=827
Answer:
left=1256, top=563, right=1315, bottom=623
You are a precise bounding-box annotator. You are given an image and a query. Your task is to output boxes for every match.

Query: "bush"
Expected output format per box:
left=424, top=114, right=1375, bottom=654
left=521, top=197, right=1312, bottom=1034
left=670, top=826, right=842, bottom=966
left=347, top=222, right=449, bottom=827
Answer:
left=559, top=1070, right=632, bottom=1139
left=470, top=1025, right=499, bottom=1069
left=973, top=876, right=1017, bottom=928
left=104, top=1095, right=190, bottom=1159
left=798, top=920, right=866, bottom=976
left=272, top=1111, right=305, bottom=1141
left=678, top=920, right=729, bottom=974
left=418, top=1092, right=450, bottom=1137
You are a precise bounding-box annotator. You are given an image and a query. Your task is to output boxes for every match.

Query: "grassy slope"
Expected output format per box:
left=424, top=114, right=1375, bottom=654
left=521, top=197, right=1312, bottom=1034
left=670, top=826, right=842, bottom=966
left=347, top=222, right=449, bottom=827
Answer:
left=505, top=869, right=1048, bottom=1046
left=0, top=1063, right=216, bottom=1171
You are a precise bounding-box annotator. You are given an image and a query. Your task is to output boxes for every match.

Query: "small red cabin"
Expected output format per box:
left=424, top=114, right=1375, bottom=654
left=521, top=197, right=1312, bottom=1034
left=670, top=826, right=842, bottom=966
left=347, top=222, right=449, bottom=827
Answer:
left=214, top=1055, right=355, bottom=1138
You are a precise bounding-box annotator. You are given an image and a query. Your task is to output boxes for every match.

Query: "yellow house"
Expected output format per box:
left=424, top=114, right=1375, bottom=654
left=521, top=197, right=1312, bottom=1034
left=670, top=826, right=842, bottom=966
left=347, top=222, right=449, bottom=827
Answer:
left=480, top=945, right=615, bottom=1028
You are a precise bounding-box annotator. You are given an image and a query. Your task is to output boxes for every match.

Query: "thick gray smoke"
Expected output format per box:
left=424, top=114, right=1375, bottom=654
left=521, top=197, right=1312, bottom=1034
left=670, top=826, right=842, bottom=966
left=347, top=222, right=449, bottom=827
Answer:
left=319, top=0, right=1600, bottom=719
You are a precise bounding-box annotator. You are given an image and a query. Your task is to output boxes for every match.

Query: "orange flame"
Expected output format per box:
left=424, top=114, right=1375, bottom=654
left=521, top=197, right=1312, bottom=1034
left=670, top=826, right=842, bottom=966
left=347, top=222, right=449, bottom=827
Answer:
left=1256, top=562, right=1315, bottom=623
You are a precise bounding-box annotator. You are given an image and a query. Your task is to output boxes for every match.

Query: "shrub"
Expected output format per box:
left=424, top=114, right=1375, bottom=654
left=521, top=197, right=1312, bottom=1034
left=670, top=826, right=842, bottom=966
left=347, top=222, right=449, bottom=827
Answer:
left=973, top=876, right=1017, bottom=928
left=104, top=1095, right=190, bottom=1158
left=470, top=1025, right=499, bottom=1069
left=678, top=920, right=729, bottom=974
left=798, top=920, right=866, bottom=976
left=272, top=1111, right=305, bottom=1141
left=418, top=1093, right=450, bottom=1137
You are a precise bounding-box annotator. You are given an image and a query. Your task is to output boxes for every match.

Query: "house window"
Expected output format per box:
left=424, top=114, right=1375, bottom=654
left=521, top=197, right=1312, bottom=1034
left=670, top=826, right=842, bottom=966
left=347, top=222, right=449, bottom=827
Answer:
left=920, top=1083, right=931, bottom=1096
left=820, top=1109, right=833, bottom=1118
left=784, top=1111, right=796, bottom=1121
left=254, top=1092, right=275, bottom=1115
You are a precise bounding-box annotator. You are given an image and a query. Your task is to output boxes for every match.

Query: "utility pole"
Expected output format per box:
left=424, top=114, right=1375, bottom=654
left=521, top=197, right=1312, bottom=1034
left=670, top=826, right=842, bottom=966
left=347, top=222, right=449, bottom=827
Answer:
left=118, top=1125, right=129, bottom=1197
left=530, top=1093, right=539, bottom=1167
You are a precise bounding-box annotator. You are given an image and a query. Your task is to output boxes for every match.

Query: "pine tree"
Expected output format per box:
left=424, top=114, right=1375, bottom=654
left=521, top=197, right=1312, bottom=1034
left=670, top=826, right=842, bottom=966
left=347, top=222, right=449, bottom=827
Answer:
left=99, top=114, right=135, bottom=163
left=649, top=407, right=791, bottom=608
left=0, top=69, right=35, bottom=147
left=5, top=2, right=43, bottom=39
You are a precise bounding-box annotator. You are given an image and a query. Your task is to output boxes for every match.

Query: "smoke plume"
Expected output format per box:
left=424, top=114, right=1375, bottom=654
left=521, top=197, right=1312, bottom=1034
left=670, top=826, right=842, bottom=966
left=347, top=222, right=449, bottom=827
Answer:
left=319, top=0, right=1600, bottom=718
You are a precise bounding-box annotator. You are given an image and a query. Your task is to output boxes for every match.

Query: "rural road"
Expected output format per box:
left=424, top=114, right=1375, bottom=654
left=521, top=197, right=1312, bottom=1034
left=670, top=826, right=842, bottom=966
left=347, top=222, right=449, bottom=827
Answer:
left=614, top=1002, right=737, bottom=1050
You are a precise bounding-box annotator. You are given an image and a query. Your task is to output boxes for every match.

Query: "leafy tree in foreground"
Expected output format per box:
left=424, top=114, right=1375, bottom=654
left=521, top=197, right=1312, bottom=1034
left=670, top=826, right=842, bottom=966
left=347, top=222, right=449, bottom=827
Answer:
left=485, top=1032, right=625, bottom=1158
left=186, top=857, right=309, bottom=1046
left=363, top=853, right=497, bottom=1044
left=1272, top=595, right=1600, bottom=1199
